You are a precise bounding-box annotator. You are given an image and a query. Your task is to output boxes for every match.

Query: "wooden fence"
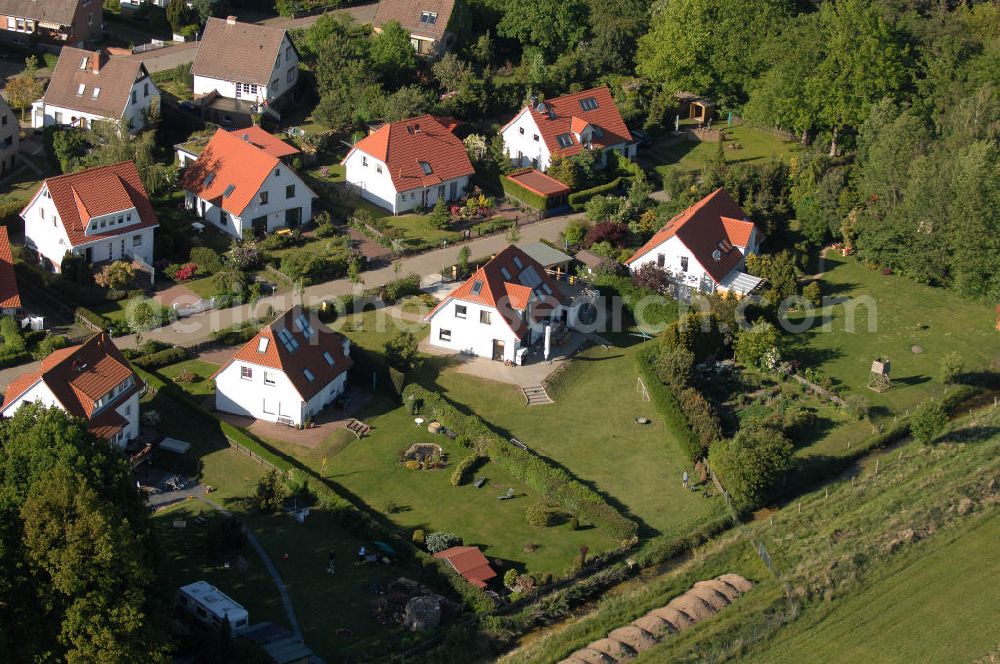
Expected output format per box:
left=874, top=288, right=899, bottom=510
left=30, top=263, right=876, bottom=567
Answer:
left=224, top=434, right=285, bottom=475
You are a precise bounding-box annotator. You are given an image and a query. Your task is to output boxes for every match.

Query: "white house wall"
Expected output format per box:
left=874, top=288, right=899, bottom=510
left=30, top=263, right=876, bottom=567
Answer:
left=501, top=110, right=550, bottom=170
left=428, top=299, right=523, bottom=362
left=185, top=165, right=314, bottom=238
left=23, top=186, right=75, bottom=270
left=629, top=235, right=718, bottom=294
left=110, top=391, right=140, bottom=448
left=0, top=381, right=61, bottom=416
left=193, top=35, right=298, bottom=104
left=31, top=77, right=159, bottom=132
left=215, top=360, right=346, bottom=426
left=343, top=148, right=469, bottom=214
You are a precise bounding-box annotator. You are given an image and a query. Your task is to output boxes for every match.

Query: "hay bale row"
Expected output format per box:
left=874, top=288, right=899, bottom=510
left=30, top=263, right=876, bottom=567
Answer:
left=558, top=574, right=753, bottom=663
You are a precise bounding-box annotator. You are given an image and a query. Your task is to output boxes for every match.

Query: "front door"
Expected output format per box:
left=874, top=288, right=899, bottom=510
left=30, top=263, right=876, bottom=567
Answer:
left=84, top=247, right=93, bottom=263
left=492, top=339, right=505, bottom=362
left=252, top=215, right=267, bottom=237
left=420, top=189, right=429, bottom=208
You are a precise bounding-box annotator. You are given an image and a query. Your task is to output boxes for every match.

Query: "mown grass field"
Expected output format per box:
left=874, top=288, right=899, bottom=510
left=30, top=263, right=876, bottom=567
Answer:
left=786, top=254, right=998, bottom=421
left=639, top=123, right=801, bottom=179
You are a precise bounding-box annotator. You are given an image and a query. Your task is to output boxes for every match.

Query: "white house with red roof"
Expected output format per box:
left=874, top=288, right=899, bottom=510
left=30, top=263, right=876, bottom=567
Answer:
left=180, top=128, right=316, bottom=238
left=341, top=115, right=474, bottom=214
left=500, top=87, right=635, bottom=172
left=213, top=306, right=353, bottom=427
left=20, top=161, right=158, bottom=273
left=0, top=227, right=20, bottom=317
left=425, top=245, right=572, bottom=363
left=1, top=334, right=142, bottom=447
left=625, top=188, right=764, bottom=299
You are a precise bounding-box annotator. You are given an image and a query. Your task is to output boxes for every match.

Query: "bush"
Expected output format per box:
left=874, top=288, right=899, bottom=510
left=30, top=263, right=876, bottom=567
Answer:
left=802, top=280, right=822, bottom=306
left=911, top=400, right=947, bottom=444
left=412, top=529, right=426, bottom=548
left=253, top=468, right=287, bottom=513
left=582, top=221, right=629, bottom=248
left=568, top=177, right=630, bottom=211
left=132, top=346, right=188, bottom=370
left=211, top=319, right=265, bottom=345
left=0, top=316, right=25, bottom=354
left=33, top=334, right=68, bottom=360
left=525, top=503, right=554, bottom=527
left=939, top=352, right=964, bottom=385
left=425, top=531, right=462, bottom=554
left=450, top=454, right=481, bottom=486
left=0, top=351, right=31, bottom=368
left=709, top=427, right=794, bottom=508
left=503, top=568, right=519, bottom=590
left=190, top=246, right=222, bottom=274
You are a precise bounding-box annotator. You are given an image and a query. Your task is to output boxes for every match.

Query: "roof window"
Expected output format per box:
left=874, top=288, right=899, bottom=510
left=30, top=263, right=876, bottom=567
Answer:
left=579, top=97, right=599, bottom=111
left=418, top=161, right=432, bottom=175
left=303, top=368, right=315, bottom=382
left=323, top=351, right=334, bottom=365
left=77, top=83, right=85, bottom=96
left=406, top=123, right=421, bottom=134
left=276, top=327, right=299, bottom=352
left=91, top=87, right=100, bottom=98
left=223, top=184, right=235, bottom=197
left=512, top=256, right=523, bottom=269
left=471, top=280, right=484, bottom=296
left=294, top=313, right=314, bottom=337
left=257, top=337, right=269, bottom=353
left=556, top=133, right=573, bottom=148
left=203, top=172, right=216, bottom=187
left=420, top=11, right=438, bottom=24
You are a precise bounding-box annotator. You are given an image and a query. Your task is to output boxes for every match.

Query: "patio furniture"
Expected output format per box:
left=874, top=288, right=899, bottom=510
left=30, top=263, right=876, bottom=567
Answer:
left=497, top=488, right=515, bottom=501
left=474, top=476, right=487, bottom=488
left=346, top=419, right=372, bottom=438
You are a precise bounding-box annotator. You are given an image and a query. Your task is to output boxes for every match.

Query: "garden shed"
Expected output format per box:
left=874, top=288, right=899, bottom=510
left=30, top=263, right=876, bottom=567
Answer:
left=503, top=169, right=571, bottom=217
left=675, top=93, right=715, bottom=123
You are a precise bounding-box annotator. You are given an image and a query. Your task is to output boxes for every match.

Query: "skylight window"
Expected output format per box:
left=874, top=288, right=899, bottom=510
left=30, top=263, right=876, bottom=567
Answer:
left=276, top=328, right=299, bottom=352
left=556, top=133, right=574, bottom=148
left=79, top=57, right=88, bottom=70
left=512, top=256, right=524, bottom=269
left=323, top=351, right=334, bottom=366
left=77, top=83, right=85, bottom=96
left=203, top=172, right=216, bottom=187
left=579, top=97, right=599, bottom=111
left=418, top=161, right=433, bottom=175
left=406, top=123, right=421, bottom=134
left=500, top=266, right=512, bottom=280
left=471, top=280, right=484, bottom=296
left=91, top=87, right=100, bottom=98
left=420, top=11, right=438, bottom=24
left=223, top=184, right=235, bottom=197
left=303, top=368, right=315, bottom=382
left=294, top=313, right=313, bottom=337
left=257, top=337, right=269, bottom=353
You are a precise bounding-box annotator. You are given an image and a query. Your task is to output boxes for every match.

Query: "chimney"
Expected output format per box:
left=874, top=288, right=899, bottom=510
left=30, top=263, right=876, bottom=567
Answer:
left=226, top=15, right=237, bottom=25
left=90, top=50, right=102, bottom=74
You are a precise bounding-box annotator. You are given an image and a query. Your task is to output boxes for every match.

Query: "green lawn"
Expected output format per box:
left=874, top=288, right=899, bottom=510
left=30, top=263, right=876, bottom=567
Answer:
left=350, top=196, right=462, bottom=252
left=428, top=343, right=728, bottom=538
left=93, top=297, right=171, bottom=323
left=786, top=254, right=998, bottom=419
left=158, top=359, right=218, bottom=397
left=639, top=124, right=801, bottom=179
left=749, top=512, right=1000, bottom=664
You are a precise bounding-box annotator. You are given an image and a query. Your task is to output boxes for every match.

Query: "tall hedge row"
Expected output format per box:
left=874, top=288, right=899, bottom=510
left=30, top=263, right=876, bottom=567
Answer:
left=635, top=345, right=702, bottom=463
left=568, top=177, right=632, bottom=211
left=403, top=384, right=639, bottom=541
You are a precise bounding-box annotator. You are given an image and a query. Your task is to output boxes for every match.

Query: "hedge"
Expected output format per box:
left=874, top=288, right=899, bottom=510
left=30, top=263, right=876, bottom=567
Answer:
left=568, top=177, right=631, bottom=211
left=450, top=454, right=482, bottom=487
left=362, top=273, right=421, bottom=304
left=75, top=306, right=111, bottom=332
left=211, top=319, right=266, bottom=346
left=131, top=346, right=189, bottom=370
left=635, top=345, right=702, bottom=463
left=501, top=170, right=564, bottom=212
left=0, top=351, right=32, bottom=368
left=403, top=385, right=639, bottom=541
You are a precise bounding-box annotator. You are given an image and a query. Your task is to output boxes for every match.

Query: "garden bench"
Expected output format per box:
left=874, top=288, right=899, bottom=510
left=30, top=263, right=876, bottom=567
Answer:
left=497, top=488, right=515, bottom=500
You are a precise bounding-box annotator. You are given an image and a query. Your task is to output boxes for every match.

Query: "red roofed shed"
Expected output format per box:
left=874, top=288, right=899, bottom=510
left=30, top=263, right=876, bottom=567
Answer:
left=433, top=546, right=497, bottom=588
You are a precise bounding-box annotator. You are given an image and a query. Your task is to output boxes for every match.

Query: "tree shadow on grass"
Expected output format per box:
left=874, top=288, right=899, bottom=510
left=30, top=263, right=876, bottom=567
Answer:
left=935, top=426, right=1000, bottom=445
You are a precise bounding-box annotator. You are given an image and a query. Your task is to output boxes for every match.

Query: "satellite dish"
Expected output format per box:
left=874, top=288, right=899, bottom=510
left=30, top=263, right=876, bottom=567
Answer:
left=712, top=249, right=722, bottom=262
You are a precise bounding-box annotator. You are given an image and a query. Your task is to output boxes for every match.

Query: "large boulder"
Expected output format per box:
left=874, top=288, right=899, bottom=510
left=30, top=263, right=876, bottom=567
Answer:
left=402, top=595, right=441, bottom=632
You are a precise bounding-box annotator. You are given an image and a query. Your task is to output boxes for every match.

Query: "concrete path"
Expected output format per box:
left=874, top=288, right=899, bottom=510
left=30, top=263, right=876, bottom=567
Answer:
left=197, top=495, right=304, bottom=641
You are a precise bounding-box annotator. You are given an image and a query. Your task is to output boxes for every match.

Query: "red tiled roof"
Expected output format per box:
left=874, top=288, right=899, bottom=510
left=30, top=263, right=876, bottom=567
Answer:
left=22, top=162, right=159, bottom=248
left=344, top=115, right=474, bottom=193
left=215, top=306, right=353, bottom=402
left=721, top=216, right=755, bottom=247
left=180, top=128, right=279, bottom=217
left=505, top=169, right=571, bottom=197
left=433, top=546, right=497, bottom=588
left=626, top=188, right=760, bottom=283
left=1, top=334, right=139, bottom=439
left=426, top=245, right=566, bottom=337
left=0, top=227, right=20, bottom=310
left=503, top=87, right=633, bottom=160
left=230, top=126, right=300, bottom=159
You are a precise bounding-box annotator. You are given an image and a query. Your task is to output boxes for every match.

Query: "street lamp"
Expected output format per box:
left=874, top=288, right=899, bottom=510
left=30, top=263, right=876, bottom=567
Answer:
left=441, top=240, right=448, bottom=285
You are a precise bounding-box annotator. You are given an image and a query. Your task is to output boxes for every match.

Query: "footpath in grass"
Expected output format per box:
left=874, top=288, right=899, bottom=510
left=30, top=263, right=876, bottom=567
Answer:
left=431, top=343, right=728, bottom=538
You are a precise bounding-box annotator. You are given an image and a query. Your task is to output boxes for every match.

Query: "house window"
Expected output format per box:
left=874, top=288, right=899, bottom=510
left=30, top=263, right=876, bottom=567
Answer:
left=241, top=366, right=253, bottom=380
left=286, top=46, right=291, bottom=60
left=362, top=156, right=368, bottom=167
left=275, top=167, right=281, bottom=176
left=91, top=87, right=100, bottom=98
left=480, top=310, right=491, bottom=325
left=263, top=371, right=275, bottom=386
left=259, top=191, right=268, bottom=205
left=285, top=184, right=295, bottom=199
left=439, top=328, right=451, bottom=342
left=556, top=133, right=573, bottom=148
left=127, top=213, right=132, bottom=221
left=131, top=90, right=137, bottom=104
left=286, top=68, right=294, bottom=83
left=656, top=254, right=665, bottom=268
left=1, top=115, right=6, bottom=126
left=519, top=127, right=524, bottom=135
left=376, top=164, right=382, bottom=174
left=680, top=256, right=689, bottom=272
left=579, top=97, right=599, bottom=111
left=533, top=134, right=539, bottom=142
left=455, top=304, right=467, bottom=319
left=132, top=234, right=142, bottom=247
left=144, top=82, right=149, bottom=97
left=420, top=11, right=438, bottom=24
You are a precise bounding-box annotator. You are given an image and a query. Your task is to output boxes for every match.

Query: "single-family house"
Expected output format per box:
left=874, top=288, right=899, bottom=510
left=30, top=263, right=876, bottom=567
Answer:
left=500, top=87, right=635, bottom=172
left=373, top=0, right=457, bottom=57
left=0, top=333, right=143, bottom=448
left=425, top=244, right=572, bottom=364
left=0, top=0, right=102, bottom=46
left=191, top=17, right=298, bottom=125
left=213, top=306, right=353, bottom=427
left=0, top=227, right=21, bottom=316
left=31, top=47, right=159, bottom=132
left=180, top=128, right=316, bottom=238
left=21, top=160, right=158, bottom=273
left=433, top=546, right=497, bottom=588
left=625, top=188, right=764, bottom=299
left=341, top=114, right=473, bottom=214
left=0, top=94, right=18, bottom=177
left=176, top=124, right=300, bottom=167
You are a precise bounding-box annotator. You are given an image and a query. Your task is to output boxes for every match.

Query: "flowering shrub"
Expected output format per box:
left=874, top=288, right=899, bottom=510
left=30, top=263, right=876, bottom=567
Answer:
left=171, top=263, right=198, bottom=282
left=229, top=243, right=263, bottom=270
